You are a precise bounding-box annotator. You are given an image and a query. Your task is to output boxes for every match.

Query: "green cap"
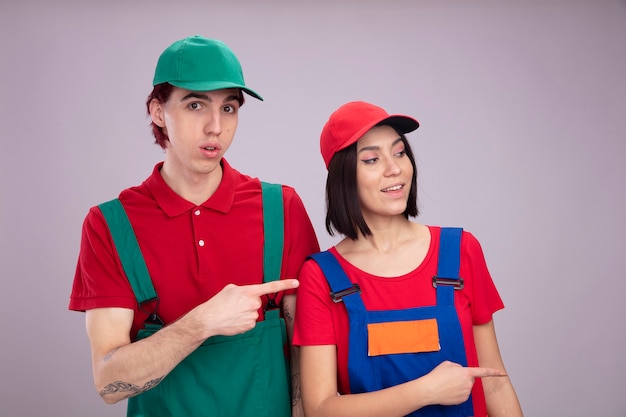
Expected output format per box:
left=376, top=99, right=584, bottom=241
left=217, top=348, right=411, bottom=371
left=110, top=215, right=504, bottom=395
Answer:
left=153, top=35, right=263, bottom=101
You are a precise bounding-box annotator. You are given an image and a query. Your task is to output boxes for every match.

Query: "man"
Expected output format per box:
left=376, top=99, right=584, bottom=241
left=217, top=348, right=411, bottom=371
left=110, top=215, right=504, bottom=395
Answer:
left=69, top=35, right=319, bottom=416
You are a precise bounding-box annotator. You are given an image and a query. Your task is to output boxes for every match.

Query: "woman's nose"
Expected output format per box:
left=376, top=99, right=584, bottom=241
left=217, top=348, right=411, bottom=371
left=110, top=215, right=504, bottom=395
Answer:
left=384, top=157, right=402, bottom=176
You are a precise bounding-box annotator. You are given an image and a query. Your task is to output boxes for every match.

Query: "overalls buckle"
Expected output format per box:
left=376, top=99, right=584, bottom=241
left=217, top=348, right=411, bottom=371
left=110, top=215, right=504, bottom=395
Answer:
left=139, top=297, right=165, bottom=325
left=431, top=276, right=464, bottom=290
left=330, top=284, right=361, bottom=303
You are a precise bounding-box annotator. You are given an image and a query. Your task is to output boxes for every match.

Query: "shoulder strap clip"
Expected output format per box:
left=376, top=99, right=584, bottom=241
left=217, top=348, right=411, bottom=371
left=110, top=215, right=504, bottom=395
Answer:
left=330, top=284, right=361, bottom=303
left=432, top=276, right=464, bottom=290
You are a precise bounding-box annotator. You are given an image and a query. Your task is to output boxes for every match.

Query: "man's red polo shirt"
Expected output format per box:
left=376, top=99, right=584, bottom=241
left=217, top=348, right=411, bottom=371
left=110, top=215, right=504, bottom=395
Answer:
left=69, top=159, right=319, bottom=339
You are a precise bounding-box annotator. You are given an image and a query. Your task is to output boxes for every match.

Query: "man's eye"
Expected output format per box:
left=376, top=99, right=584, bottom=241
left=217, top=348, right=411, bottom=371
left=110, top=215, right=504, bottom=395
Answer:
left=223, top=105, right=234, bottom=113
left=189, top=102, right=200, bottom=110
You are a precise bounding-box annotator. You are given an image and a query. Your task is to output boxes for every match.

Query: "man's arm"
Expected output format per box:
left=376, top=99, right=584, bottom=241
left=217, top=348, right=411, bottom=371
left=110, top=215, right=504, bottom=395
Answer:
left=283, top=294, right=304, bottom=417
left=86, top=280, right=299, bottom=404
left=85, top=306, right=205, bottom=404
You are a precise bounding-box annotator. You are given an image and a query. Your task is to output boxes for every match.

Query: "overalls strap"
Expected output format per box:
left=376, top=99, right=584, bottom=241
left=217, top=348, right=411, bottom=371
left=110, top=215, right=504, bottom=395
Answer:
left=261, top=182, right=285, bottom=317
left=98, top=198, right=156, bottom=304
left=434, top=227, right=463, bottom=307
left=309, top=251, right=365, bottom=313
left=262, top=182, right=284, bottom=284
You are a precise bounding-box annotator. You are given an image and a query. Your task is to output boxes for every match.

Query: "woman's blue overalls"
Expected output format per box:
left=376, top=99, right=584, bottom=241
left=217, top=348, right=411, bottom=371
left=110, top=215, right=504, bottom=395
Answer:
left=310, top=227, right=474, bottom=416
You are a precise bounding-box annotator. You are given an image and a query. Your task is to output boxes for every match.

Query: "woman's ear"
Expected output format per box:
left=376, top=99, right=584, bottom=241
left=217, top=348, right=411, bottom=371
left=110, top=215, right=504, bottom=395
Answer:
left=149, top=98, right=165, bottom=128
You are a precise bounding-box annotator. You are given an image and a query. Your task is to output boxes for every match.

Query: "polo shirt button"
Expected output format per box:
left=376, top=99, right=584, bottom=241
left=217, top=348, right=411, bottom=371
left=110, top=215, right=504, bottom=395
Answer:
left=198, top=240, right=205, bottom=246
left=194, top=209, right=201, bottom=216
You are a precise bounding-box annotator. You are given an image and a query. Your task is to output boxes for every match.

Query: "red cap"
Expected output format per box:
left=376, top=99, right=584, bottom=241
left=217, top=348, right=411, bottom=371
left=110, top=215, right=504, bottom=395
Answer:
left=320, top=101, right=419, bottom=168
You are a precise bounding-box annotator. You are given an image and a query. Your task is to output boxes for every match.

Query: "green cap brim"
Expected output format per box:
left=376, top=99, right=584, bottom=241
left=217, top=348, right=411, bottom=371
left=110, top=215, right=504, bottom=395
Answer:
left=167, top=80, right=263, bottom=101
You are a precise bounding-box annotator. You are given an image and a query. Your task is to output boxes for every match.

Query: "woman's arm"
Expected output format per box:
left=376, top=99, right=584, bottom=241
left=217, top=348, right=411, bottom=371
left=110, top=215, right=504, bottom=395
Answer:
left=474, top=320, right=524, bottom=417
left=300, top=345, right=505, bottom=417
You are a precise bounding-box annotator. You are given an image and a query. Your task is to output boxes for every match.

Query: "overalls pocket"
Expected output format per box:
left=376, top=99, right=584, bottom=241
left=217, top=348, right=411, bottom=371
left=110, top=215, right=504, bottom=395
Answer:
left=367, top=318, right=440, bottom=356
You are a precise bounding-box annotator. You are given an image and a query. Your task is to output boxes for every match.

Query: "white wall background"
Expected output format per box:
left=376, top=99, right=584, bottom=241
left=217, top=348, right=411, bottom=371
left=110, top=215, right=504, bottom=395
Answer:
left=1, top=0, right=625, bottom=416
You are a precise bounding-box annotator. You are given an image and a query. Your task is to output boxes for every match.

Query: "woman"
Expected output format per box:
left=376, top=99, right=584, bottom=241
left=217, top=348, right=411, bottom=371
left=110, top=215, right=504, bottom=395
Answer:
left=293, top=101, right=523, bottom=417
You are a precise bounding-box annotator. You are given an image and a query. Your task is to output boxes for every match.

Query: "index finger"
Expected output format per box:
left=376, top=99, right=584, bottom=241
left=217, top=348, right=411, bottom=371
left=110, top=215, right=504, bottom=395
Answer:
left=247, top=279, right=300, bottom=297
left=469, top=367, right=508, bottom=378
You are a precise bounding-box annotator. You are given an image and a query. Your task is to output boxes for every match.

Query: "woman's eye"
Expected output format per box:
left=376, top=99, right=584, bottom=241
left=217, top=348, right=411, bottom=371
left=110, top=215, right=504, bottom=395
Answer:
left=361, top=158, right=378, bottom=164
left=392, top=147, right=407, bottom=157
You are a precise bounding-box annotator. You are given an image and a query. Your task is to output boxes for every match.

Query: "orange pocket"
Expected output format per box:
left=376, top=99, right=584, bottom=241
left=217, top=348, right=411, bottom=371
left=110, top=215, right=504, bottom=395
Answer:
left=367, top=319, right=440, bottom=356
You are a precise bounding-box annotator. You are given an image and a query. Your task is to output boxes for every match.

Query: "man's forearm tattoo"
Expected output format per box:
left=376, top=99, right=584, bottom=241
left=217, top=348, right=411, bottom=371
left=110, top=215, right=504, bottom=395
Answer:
left=283, top=305, right=294, bottom=324
left=291, top=373, right=301, bottom=406
left=99, top=377, right=164, bottom=399
left=103, top=347, right=120, bottom=362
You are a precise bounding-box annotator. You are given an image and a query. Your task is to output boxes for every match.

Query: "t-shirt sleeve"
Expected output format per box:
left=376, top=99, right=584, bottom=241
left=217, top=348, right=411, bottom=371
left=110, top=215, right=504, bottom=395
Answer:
left=281, top=187, right=320, bottom=295
left=293, top=257, right=336, bottom=346
left=461, top=231, right=504, bottom=325
left=68, top=206, right=137, bottom=312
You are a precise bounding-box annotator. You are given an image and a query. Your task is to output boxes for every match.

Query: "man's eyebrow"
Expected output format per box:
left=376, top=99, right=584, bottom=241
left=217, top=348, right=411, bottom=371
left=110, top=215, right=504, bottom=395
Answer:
left=180, top=93, right=240, bottom=103
left=223, top=94, right=240, bottom=102
left=181, top=92, right=210, bottom=102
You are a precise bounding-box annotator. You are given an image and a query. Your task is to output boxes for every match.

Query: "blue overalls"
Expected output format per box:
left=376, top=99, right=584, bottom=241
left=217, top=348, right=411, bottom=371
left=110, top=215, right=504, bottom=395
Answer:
left=310, top=227, right=474, bottom=417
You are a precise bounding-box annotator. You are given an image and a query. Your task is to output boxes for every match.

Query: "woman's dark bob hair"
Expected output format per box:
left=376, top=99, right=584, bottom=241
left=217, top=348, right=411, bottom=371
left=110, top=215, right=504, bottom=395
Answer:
left=325, top=127, right=419, bottom=240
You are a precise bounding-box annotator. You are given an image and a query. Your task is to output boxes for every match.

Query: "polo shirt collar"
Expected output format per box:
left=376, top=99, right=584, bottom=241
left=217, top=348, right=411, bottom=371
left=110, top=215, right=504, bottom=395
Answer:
left=146, top=159, right=237, bottom=217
